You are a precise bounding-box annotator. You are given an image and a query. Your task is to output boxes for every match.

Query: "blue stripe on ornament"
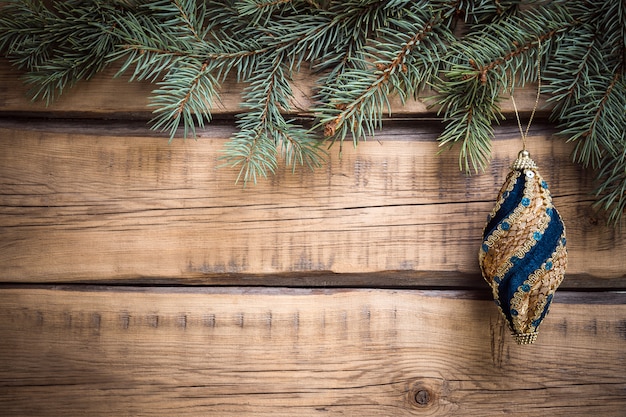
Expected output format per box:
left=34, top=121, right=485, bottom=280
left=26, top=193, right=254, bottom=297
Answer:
left=483, top=173, right=525, bottom=238
left=497, top=207, right=564, bottom=324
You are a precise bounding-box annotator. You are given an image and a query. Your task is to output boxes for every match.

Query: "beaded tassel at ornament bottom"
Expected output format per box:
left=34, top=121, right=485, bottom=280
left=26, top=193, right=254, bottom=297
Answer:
left=479, top=150, right=567, bottom=344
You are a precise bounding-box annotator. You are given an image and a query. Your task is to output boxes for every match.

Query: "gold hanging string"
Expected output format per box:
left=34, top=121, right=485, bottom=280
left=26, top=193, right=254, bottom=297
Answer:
left=510, top=38, right=542, bottom=151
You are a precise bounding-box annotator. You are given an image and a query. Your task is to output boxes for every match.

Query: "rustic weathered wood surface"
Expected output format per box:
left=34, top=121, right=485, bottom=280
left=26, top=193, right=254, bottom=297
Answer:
left=1, top=59, right=624, bottom=416
left=0, top=118, right=624, bottom=286
left=0, top=287, right=625, bottom=417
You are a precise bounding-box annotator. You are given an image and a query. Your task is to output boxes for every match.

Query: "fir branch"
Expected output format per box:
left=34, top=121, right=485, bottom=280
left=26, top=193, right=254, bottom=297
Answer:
left=0, top=1, right=55, bottom=69
left=170, top=0, right=208, bottom=42
left=250, top=12, right=337, bottom=72
left=558, top=71, right=624, bottom=166
left=543, top=2, right=624, bottom=166
left=316, top=4, right=451, bottom=149
left=149, top=58, right=217, bottom=138
left=542, top=29, right=600, bottom=117
left=308, top=3, right=383, bottom=82
left=430, top=0, right=516, bottom=25
left=235, top=0, right=303, bottom=26
left=110, top=1, right=208, bottom=81
left=221, top=54, right=324, bottom=184
left=541, top=0, right=626, bottom=225
left=433, top=3, right=577, bottom=172
left=0, top=0, right=125, bottom=104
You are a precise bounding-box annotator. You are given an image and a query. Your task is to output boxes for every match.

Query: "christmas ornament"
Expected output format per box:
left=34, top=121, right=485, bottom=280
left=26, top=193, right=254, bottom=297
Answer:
left=479, top=46, right=567, bottom=344
left=479, top=150, right=567, bottom=344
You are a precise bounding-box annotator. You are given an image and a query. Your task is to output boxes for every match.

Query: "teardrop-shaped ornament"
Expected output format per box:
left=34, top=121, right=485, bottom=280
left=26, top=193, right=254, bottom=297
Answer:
left=479, top=150, right=567, bottom=344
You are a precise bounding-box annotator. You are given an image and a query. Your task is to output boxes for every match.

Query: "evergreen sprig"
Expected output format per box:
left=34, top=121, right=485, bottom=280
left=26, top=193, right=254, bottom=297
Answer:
left=316, top=2, right=454, bottom=151
left=542, top=0, right=625, bottom=226
left=222, top=53, right=324, bottom=183
left=0, top=0, right=126, bottom=104
left=433, top=3, right=576, bottom=172
left=0, top=0, right=624, bottom=224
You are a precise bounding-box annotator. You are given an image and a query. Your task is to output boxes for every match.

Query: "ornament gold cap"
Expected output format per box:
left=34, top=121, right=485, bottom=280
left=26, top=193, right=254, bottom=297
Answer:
left=512, top=150, right=537, bottom=171
left=513, top=332, right=538, bottom=345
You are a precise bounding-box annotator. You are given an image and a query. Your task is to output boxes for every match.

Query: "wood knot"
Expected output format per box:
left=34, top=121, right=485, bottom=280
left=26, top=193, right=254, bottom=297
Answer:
left=414, top=389, right=430, bottom=406
left=408, top=381, right=438, bottom=409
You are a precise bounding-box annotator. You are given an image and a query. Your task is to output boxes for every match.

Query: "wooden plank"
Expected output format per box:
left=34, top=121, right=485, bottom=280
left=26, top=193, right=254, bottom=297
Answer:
left=0, top=59, right=548, bottom=117
left=0, top=61, right=243, bottom=118
left=0, top=119, right=624, bottom=286
left=0, top=287, right=624, bottom=416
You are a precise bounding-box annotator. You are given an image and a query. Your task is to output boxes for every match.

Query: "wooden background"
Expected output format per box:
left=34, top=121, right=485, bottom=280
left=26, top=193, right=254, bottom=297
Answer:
left=1, top=60, right=625, bottom=416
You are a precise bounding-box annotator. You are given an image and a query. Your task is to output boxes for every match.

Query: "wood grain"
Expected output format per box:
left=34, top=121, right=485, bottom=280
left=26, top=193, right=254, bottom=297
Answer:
left=0, top=287, right=624, bottom=417
left=0, top=59, right=548, bottom=117
left=0, top=119, right=623, bottom=285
